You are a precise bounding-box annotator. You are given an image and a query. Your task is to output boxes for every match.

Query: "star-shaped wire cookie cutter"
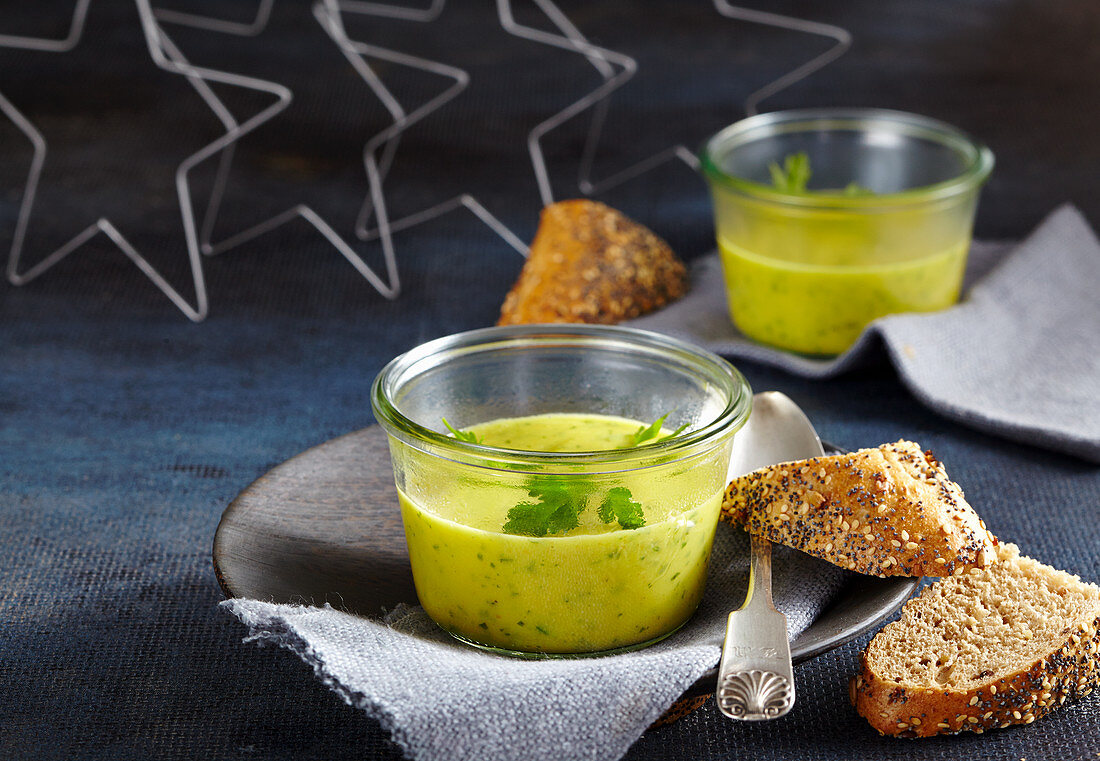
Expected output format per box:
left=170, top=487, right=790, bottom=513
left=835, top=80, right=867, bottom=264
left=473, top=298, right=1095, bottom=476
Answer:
left=0, top=0, right=303, bottom=321
left=524, top=1, right=852, bottom=198
left=148, top=0, right=417, bottom=274
left=114, top=0, right=849, bottom=298
left=324, top=1, right=530, bottom=272
left=335, top=0, right=849, bottom=219
left=336, top=0, right=635, bottom=260
left=150, top=0, right=623, bottom=282
left=146, top=0, right=403, bottom=300
left=1, top=0, right=204, bottom=318
left=152, top=0, right=274, bottom=36
left=3, top=1, right=852, bottom=320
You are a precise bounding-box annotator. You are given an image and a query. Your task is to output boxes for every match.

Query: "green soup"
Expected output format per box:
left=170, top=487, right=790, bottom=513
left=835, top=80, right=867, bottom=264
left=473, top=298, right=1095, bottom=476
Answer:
left=719, top=236, right=967, bottom=355
left=398, top=413, right=723, bottom=655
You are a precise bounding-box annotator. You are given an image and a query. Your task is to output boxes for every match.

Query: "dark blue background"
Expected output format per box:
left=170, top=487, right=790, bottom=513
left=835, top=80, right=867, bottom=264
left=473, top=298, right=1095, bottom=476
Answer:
left=1, top=1, right=1097, bottom=759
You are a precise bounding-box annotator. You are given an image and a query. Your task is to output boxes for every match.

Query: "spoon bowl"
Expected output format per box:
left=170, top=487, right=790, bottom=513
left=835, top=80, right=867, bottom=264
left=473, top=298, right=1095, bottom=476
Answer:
left=728, top=391, right=825, bottom=479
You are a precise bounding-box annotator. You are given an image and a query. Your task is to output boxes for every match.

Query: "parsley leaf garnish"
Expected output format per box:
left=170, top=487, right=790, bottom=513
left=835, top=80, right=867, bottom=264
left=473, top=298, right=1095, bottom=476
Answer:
left=501, top=478, right=647, bottom=535
left=499, top=415, right=669, bottom=536
left=627, top=413, right=688, bottom=447
left=842, top=181, right=875, bottom=197
left=768, top=151, right=812, bottom=194
left=442, top=418, right=480, bottom=444
left=597, top=487, right=646, bottom=530
left=502, top=478, right=589, bottom=537
left=629, top=413, right=668, bottom=446
left=769, top=152, right=875, bottom=196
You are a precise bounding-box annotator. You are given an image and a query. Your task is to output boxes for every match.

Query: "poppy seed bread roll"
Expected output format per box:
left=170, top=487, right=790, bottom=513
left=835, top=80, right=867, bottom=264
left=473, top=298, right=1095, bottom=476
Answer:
left=720, top=440, right=997, bottom=577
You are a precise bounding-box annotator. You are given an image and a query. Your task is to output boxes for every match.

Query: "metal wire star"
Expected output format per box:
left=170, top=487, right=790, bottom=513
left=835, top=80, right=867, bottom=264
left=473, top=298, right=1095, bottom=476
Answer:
left=0, top=0, right=295, bottom=321
left=328, top=0, right=620, bottom=264
left=320, top=1, right=529, bottom=271
left=153, top=0, right=621, bottom=287
left=528, top=0, right=851, bottom=198
left=149, top=0, right=403, bottom=299
left=2, top=0, right=852, bottom=319
left=143, top=0, right=849, bottom=284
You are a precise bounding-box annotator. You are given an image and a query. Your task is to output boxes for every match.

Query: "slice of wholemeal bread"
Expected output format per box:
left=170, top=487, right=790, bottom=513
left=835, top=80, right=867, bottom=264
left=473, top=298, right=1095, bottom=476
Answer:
left=497, top=199, right=688, bottom=325
left=721, top=440, right=997, bottom=577
left=851, top=543, right=1100, bottom=737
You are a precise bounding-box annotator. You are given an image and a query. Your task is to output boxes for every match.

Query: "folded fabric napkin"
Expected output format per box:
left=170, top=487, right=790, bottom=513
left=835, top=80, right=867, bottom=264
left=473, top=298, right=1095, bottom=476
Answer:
left=630, top=205, right=1100, bottom=463
left=225, top=527, right=849, bottom=761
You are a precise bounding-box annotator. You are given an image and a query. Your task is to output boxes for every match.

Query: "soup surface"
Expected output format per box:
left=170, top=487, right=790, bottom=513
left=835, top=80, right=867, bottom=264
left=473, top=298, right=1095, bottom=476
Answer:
left=399, top=413, right=722, bottom=654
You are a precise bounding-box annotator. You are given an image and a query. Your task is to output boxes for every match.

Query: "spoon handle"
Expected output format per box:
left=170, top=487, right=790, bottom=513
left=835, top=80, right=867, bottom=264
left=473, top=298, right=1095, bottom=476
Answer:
left=715, top=534, right=795, bottom=720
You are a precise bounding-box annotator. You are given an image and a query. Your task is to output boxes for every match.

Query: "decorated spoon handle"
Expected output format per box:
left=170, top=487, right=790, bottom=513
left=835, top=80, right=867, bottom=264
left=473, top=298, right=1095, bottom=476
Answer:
left=715, top=534, right=795, bottom=721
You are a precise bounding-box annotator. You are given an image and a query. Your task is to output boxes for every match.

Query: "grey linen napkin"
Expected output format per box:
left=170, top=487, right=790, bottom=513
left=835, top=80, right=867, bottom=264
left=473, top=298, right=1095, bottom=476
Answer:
left=629, top=205, right=1100, bottom=463
left=224, top=527, right=848, bottom=761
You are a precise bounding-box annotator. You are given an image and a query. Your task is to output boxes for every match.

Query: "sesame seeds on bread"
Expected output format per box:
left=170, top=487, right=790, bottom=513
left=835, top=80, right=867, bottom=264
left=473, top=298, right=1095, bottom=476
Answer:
left=497, top=199, right=688, bottom=325
left=851, top=543, right=1100, bottom=737
left=720, top=440, right=997, bottom=577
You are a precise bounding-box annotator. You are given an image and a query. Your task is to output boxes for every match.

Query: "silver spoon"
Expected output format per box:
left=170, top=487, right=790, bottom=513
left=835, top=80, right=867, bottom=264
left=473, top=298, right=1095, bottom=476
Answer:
left=715, top=391, right=826, bottom=721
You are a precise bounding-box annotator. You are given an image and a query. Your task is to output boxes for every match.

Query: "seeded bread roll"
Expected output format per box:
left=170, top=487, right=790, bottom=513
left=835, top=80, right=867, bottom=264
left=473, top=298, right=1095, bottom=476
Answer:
left=720, top=440, right=997, bottom=577
left=851, top=543, right=1100, bottom=737
left=498, top=199, right=688, bottom=325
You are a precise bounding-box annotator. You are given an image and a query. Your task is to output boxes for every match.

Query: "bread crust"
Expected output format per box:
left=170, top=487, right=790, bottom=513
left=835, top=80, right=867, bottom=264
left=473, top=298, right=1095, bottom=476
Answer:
left=851, top=550, right=1100, bottom=737
left=721, top=440, right=997, bottom=577
left=497, top=199, right=687, bottom=325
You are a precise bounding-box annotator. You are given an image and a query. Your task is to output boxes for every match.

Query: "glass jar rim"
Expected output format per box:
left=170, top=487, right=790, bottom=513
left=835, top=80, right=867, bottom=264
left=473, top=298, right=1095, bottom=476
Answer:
left=699, top=107, right=994, bottom=210
left=371, top=324, right=753, bottom=471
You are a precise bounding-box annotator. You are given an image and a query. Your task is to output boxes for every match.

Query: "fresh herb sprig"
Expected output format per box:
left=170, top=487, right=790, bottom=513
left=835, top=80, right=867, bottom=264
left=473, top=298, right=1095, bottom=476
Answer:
left=502, top=477, right=647, bottom=537
left=442, top=418, right=481, bottom=444
left=768, top=152, right=812, bottom=194
left=841, top=181, right=875, bottom=197
left=502, top=478, right=589, bottom=537
left=500, top=413, right=684, bottom=537
left=597, top=487, right=646, bottom=530
left=768, top=151, right=874, bottom=196
left=627, top=412, right=688, bottom=447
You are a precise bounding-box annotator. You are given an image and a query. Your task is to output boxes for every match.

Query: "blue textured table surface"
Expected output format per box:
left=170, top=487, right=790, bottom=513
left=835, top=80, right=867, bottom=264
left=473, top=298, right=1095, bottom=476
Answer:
left=1, top=1, right=1098, bottom=759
